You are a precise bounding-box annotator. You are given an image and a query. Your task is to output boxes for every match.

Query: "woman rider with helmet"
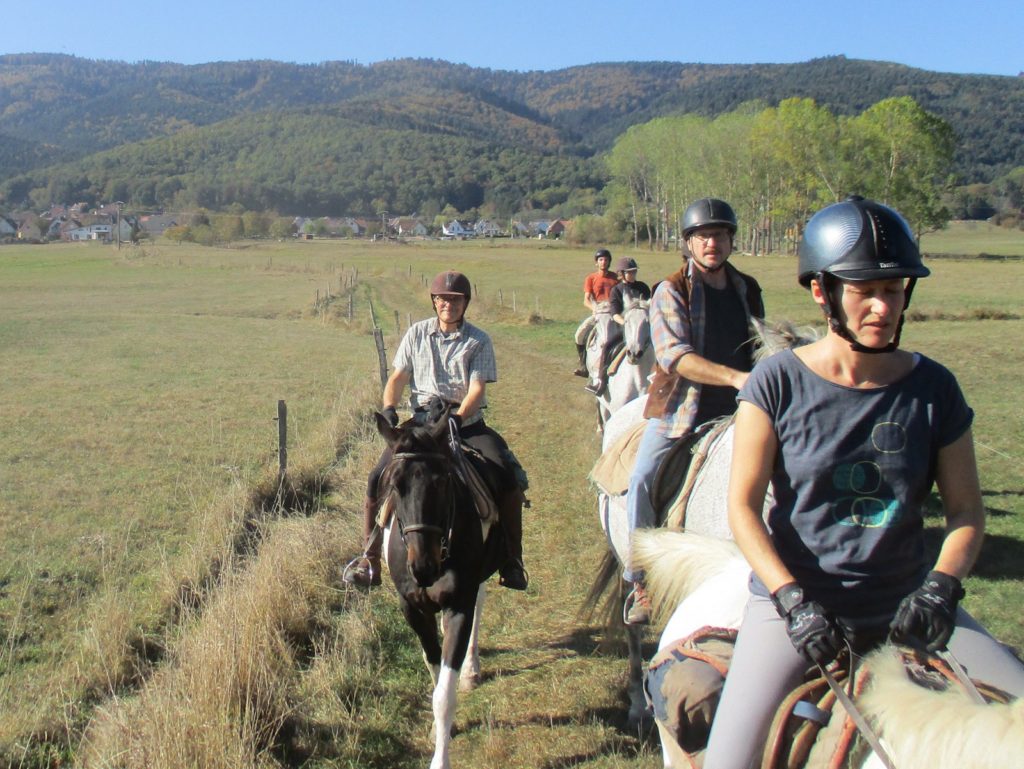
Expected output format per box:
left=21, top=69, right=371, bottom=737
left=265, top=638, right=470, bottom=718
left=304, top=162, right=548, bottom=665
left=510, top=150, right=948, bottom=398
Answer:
left=703, top=196, right=1024, bottom=768
left=343, top=270, right=528, bottom=591
left=585, top=257, right=653, bottom=395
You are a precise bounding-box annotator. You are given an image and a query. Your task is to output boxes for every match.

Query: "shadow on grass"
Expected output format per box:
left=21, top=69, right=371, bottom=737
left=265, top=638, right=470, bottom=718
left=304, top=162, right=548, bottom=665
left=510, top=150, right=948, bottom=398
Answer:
left=923, top=527, right=1024, bottom=580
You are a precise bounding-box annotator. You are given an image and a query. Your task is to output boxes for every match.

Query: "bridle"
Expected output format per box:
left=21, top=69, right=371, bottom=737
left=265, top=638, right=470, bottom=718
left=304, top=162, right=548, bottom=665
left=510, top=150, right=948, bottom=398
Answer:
left=386, top=449, right=457, bottom=558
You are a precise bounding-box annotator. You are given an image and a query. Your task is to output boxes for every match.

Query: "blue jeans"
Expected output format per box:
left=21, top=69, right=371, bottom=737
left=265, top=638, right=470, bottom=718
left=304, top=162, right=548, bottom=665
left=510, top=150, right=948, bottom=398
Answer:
left=624, top=417, right=679, bottom=583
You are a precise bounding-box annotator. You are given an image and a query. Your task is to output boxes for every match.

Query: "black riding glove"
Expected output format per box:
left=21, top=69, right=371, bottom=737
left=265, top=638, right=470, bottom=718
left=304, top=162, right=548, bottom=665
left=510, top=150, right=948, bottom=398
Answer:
left=771, top=583, right=844, bottom=666
left=889, top=570, right=964, bottom=652
left=449, top=413, right=463, bottom=431
left=382, top=406, right=399, bottom=427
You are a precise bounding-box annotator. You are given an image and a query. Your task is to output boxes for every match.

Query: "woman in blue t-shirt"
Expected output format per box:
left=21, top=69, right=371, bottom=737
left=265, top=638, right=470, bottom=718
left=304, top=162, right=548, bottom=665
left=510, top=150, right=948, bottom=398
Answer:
left=704, top=197, right=1024, bottom=769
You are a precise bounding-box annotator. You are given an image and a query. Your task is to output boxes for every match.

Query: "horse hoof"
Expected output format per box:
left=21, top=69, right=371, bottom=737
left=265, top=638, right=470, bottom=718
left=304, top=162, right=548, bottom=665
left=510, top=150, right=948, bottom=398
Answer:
left=459, top=672, right=480, bottom=692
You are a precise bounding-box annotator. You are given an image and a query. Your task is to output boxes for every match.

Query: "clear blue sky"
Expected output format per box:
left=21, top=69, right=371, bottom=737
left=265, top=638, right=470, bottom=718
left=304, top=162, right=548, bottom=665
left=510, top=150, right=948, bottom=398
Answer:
left=6, top=0, right=1021, bottom=77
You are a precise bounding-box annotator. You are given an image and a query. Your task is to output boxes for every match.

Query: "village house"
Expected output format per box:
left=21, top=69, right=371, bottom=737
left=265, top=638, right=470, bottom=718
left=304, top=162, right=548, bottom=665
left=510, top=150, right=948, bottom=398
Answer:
left=545, top=218, right=570, bottom=238
left=473, top=219, right=503, bottom=237
left=138, top=214, right=179, bottom=237
left=0, top=216, right=17, bottom=238
left=441, top=219, right=474, bottom=238
left=394, top=217, right=428, bottom=237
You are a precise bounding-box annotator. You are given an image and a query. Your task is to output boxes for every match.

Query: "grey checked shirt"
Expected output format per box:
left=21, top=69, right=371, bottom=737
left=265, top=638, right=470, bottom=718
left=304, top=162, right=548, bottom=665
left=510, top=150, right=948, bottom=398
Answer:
left=393, top=317, right=497, bottom=425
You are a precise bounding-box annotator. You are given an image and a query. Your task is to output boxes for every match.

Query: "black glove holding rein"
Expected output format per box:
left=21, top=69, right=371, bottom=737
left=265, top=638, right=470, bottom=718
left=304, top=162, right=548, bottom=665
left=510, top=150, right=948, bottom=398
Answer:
left=771, top=583, right=845, bottom=666
left=889, top=570, right=964, bottom=652
left=382, top=406, right=399, bottom=427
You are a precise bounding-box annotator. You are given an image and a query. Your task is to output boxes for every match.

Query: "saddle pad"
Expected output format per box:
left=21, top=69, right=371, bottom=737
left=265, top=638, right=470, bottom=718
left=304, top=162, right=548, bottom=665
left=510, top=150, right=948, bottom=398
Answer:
left=590, top=418, right=648, bottom=496
left=458, top=446, right=500, bottom=524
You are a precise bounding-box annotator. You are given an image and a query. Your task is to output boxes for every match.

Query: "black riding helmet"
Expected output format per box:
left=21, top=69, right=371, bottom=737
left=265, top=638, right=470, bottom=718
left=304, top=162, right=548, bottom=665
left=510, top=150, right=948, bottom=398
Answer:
left=798, top=196, right=929, bottom=353
left=594, top=248, right=612, bottom=262
left=682, top=198, right=738, bottom=239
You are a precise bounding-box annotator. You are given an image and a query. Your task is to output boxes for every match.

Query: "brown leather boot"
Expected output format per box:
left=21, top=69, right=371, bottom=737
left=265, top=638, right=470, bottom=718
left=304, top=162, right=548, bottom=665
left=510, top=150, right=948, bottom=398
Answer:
left=573, top=344, right=588, bottom=377
left=498, top=491, right=528, bottom=591
left=342, top=496, right=382, bottom=587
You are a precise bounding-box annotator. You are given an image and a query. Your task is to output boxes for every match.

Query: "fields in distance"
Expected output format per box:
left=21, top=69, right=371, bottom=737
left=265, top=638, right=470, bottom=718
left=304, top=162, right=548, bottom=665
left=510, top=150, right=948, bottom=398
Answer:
left=1, top=235, right=1022, bottom=768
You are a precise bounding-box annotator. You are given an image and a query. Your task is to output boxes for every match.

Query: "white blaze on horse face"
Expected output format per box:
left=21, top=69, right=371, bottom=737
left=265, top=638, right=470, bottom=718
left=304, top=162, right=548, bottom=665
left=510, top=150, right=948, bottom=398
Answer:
left=430, top=664, right=459, bottom=769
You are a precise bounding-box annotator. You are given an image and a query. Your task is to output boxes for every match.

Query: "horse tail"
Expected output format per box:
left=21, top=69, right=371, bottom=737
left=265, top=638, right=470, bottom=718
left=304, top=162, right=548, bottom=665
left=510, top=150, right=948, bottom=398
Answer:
left=632, top=529, right=747, bottom=623
left=579, top=547, right=626, bottom=646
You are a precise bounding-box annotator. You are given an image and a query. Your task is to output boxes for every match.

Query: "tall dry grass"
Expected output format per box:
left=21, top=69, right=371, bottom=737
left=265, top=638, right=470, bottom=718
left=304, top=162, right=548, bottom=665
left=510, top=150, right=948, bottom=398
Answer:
left=66, top=389, right=381, bottom=768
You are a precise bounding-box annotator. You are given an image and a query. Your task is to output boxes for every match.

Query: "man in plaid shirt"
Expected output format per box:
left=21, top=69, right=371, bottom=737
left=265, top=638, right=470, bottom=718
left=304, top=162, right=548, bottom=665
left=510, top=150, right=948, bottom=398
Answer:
left=624, top=199, right=764, bottom=624
left=344, top=270, right=528, bottom=591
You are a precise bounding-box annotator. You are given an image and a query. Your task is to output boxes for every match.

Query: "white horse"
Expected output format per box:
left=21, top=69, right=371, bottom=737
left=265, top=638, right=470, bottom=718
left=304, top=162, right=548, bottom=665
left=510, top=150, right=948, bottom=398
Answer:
left=585, top=320, right=813, bottom=728
left=634, top=529, right=1024, bottom=769
left=595, top=299, right=654, bottom=430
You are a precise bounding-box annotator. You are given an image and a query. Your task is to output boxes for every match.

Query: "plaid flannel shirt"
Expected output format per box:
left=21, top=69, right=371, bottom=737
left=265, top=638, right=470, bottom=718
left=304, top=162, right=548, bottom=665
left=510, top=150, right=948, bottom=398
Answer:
left=392, top=317, right=496, bottom=426
left=649, top=259, right=762, bottom=438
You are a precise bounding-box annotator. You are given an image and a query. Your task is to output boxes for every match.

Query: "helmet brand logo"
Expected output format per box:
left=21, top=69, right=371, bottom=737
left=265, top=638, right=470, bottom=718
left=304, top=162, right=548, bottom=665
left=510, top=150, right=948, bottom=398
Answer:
left=879, top=262, right=898, bottom=268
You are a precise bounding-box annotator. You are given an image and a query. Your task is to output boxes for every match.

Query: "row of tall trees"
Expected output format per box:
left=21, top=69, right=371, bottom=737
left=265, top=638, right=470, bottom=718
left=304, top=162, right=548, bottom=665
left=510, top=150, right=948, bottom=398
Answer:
left=605, top=96, right=956, bottom=252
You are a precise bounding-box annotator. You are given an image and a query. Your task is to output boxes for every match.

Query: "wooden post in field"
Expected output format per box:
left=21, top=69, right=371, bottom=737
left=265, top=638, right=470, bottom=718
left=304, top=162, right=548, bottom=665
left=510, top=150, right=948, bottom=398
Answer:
left=277, top=400, right=287, bottom=481
left=394, top=310, right=400, bottom=333
left=348, top=294, right=354, bottom=321
left=512, top=290, right=517, bottom=313
left=407, top=312, right=412, bottom=329
left=498, top=289, right=504, bottom=307
left=373, top=328, right=388, bottom=387
left=369, top=297, right=388, bottom=387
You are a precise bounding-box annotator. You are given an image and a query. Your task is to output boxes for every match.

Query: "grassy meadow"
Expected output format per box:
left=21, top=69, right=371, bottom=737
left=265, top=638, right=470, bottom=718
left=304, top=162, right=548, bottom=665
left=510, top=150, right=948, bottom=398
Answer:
left=0, top=232, right=1022, bottom=768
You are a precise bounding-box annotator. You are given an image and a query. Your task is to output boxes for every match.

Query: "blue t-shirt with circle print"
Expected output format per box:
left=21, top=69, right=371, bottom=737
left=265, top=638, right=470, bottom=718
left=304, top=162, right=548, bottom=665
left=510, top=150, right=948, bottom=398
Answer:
left=740, top=349, right=973, bottom=624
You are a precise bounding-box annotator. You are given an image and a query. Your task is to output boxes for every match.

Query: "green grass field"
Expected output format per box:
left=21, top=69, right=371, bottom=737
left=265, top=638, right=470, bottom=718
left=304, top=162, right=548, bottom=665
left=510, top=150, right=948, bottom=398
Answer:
left=921, top=219, right=1024, bottom=258
left=1, top=236, right=1022, bottom=767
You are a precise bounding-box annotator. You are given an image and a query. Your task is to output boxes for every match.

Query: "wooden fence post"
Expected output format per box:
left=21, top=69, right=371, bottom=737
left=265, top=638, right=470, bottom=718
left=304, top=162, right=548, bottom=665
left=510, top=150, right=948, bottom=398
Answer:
left=277, top=400, right=287, bottom=482
left=373, top=328, right=388, bottom=388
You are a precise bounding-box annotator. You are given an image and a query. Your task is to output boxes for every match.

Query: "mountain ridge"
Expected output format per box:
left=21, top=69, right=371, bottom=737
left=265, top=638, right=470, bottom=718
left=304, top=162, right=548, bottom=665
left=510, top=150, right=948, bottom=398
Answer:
left=2, top=54, right=1021, bottom=215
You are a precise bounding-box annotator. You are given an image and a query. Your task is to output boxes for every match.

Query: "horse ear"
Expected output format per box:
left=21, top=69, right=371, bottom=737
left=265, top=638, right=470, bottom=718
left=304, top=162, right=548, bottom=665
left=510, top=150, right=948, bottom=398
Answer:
left=375, top=411, right=400, bottom=444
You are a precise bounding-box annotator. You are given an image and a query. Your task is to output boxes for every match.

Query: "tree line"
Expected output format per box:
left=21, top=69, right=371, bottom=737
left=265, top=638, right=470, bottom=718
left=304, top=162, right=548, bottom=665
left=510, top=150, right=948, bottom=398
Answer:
left=603, top=96, right=957, bottom=253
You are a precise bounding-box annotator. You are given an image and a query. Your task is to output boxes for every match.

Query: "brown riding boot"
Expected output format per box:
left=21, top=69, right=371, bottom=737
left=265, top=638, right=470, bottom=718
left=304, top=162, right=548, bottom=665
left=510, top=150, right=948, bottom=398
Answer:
left=342, top=496, right=382, bottom=588
left=573, top=344, right=588, bottom=377
left=498, top=492, right=528, bottom=591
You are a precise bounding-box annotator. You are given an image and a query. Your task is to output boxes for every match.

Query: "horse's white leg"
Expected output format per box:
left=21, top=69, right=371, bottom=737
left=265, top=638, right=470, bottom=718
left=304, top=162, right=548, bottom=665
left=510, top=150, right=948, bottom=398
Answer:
left=459, top=584, right=486, bottom=691
left=429, top=664, right=459, bottom=769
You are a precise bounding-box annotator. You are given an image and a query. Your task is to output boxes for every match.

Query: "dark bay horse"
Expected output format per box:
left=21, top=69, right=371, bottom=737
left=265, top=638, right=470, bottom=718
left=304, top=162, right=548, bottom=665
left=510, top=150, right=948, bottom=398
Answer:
left=374, top=411, right=509, bottom=769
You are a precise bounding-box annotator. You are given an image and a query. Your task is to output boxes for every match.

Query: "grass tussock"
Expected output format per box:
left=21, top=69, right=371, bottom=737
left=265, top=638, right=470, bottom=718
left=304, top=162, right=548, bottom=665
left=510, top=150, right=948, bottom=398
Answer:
left=73, top=384, right=384, bottom=768
left=907, top=307, right=1021, bottom=322
left=78, top=518, right=337, bottom=769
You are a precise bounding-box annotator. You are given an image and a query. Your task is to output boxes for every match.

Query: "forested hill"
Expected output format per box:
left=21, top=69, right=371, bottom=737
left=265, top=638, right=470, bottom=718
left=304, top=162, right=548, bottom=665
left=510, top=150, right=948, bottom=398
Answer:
left=1, top=53, right=1021, bottom=214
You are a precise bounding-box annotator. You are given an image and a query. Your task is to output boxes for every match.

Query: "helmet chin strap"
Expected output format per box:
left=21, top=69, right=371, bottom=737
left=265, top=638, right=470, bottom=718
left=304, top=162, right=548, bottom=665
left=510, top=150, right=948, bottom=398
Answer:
left=816, top=273, right=917, bottom=355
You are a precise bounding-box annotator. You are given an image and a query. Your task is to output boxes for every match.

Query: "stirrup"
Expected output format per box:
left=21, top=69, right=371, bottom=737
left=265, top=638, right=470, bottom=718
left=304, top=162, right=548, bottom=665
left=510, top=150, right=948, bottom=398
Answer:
left=624, top=583, right=651, bottom=625
left=342, top=554, right=381, bottom=588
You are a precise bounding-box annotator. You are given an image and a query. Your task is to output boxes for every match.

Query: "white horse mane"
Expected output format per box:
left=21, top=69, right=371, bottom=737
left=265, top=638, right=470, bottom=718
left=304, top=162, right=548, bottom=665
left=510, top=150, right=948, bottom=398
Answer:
left=751, top=317, right=821, bottom=362
left=860, top=647, right=1024, bottom=769
left=631, top=528, right=746, bottom=624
